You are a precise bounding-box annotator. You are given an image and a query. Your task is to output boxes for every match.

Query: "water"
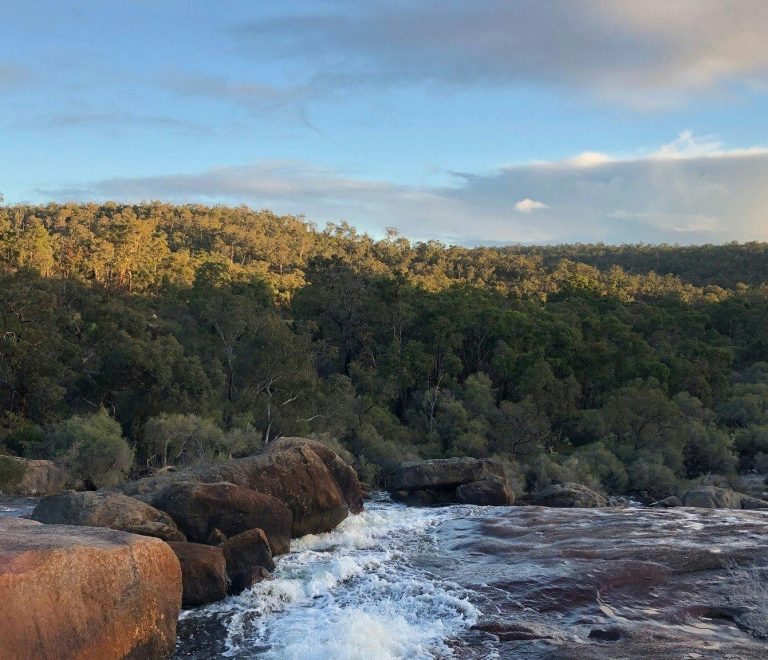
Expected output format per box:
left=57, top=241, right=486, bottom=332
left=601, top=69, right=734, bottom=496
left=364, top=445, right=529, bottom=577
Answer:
left=175, top=497, right=768, bottom=659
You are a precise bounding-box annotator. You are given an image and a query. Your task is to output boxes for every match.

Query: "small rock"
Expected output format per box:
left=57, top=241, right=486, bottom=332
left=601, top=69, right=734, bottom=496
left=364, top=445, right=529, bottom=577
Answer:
left=457, top=477, right=514, bottom=506
left=222, top=528, right=274, bottom=594
left=167, top=541, right=228, bottom=607
left=531, top=482, right=607, bottom=508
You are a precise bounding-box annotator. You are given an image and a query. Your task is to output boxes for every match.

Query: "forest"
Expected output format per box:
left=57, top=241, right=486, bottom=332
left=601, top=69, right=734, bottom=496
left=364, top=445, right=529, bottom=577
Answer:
left=2, top=202, right=768, bottom=498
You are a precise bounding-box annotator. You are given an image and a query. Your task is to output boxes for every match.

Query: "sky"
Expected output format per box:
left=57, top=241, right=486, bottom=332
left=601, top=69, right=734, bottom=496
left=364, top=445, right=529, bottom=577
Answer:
left=2, top=0, right=768, bottom=245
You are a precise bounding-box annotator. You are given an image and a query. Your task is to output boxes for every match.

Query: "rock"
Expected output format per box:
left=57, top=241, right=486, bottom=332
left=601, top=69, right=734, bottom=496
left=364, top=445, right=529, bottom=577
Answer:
left=651, top=495, right=681, bottom=508
left=531, top=482, right=608, bottom=508
left=471, top=619, right=553, bottom=641
left=266, top=437, right=364, bottom=514
left=0, top=523, right=181, bottom=659
left=392, top=488, right=435, bottom=507
left=192, top=445, right=352, bottom=538
left=222, top=528, right=275, bottom=594
left=119, top=440, right=363, bottom=538
left=167, top=542, right=228, bottom=607
left=682, top=486, right=768, bottom=510
left=392, top=457, right=506, bottom=491
left=31, top=490, right=186, bottom=542
left=0, top=516, right=41, bottom=530
left=150, top=481, right=291, bottom=554
left=457, top=477, right=515, bottom=506
left=0, top=457, right=73, bottom=496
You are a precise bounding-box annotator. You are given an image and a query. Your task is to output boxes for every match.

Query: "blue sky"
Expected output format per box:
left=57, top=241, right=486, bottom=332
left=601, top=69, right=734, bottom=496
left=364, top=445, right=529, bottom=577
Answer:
left=2, top=0, right=768, bottom=244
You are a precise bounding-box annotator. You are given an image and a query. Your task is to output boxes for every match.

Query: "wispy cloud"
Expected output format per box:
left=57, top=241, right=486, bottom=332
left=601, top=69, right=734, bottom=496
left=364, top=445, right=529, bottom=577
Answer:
left=36, top=133, right=768, bottom=245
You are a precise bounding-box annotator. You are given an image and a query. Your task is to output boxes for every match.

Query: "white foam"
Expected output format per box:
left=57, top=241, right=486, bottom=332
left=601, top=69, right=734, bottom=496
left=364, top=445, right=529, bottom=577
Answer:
left=209, top=501, right=480, bottom=658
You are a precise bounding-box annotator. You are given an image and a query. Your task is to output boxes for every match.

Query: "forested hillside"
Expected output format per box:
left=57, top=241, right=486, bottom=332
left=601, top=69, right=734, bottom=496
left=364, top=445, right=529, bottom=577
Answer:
left=2, top=202, right=768, bottom=497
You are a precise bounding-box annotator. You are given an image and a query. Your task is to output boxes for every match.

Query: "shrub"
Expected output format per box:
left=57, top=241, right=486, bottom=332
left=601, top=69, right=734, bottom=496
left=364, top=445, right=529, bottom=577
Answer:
left=573, top=441, right=629, bottom=494
left=3, top=423, right=47, bottom=458
left=627, top=458, right=680, bottom=500
left=141, top=413, right=225, bottom=469
left=0, top=455, right=27, bottom=491
left=56, top=410, right=133, bottom=488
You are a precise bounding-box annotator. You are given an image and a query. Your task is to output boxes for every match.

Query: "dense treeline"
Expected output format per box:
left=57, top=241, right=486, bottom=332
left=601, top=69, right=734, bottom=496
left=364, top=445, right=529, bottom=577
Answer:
left=2, top=202, right=768, bottom=496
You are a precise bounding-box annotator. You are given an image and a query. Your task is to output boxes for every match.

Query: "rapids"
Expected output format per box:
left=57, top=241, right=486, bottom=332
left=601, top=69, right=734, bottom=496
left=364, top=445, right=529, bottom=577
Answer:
left=174, top=495, right=768, bottom=659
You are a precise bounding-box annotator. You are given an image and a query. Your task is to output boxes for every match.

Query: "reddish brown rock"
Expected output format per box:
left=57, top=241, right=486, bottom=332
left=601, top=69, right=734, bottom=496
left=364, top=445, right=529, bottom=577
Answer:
left=266, top=437, right=364, bottom=514
left=31, top=490, right=186, bottom=542
left=167, top=541, right=228, bottom=607
left=151, top=481, right=291, bottom=554
left=0, top=523, right=181, bottom=659
left=222, top=528, right=275, bottom=594
left=193, top=445, right=351, bottom=537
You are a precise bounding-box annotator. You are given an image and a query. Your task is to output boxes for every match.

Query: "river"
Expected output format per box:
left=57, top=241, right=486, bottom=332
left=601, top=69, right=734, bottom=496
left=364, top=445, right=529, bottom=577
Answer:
left=173, top=495, right=768, bottom=659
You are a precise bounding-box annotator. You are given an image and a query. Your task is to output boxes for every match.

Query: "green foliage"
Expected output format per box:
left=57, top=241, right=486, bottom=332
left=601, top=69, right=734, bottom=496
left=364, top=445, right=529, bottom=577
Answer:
left=55, top=410, right=133, bottom=488
left=141, top=413, right=225, bottom=469
left=0, top=455, right=27, bottom=490
left=1, top=203, right=768, bottom=493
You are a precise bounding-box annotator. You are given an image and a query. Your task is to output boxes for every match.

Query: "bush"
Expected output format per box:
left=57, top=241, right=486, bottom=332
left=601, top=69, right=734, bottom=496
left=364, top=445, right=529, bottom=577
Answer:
left=3, top=423, right=47, bottom=458
left=573, top=442, right=629, bottom=494
left=627, top=458, right=680, bottom=500
left=141, top=413, right=225, bottom=469
left=0, top=455, right=27, bottom=491
left=55, top=410, right=133, bottom=488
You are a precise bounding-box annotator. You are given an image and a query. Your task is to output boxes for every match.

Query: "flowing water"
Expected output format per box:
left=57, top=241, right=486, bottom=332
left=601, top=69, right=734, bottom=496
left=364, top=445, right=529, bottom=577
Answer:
left=175, top=495, right=768, bottom=659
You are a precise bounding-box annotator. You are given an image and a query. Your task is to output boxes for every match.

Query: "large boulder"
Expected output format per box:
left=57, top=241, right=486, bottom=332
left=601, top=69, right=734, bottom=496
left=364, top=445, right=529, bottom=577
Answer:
left=222, top=528, right=274, bottom=595
left=265, top=437, right=364, bottom=514
left=0, top=522, right=181, bottom=659
left=191, top=444, right=352, bottom=537
left=392, top=457, right=506, bottom=491
left=531, top=482, right=608, bottom=508
left=150, top=481, right=291, bottom=554
left=119, top=440, right=364, bottom=538
left=0, top=457, right=73, bottom=496
left=31, top=490, right=185, bottom=542
left=682, top=486, right=768, bottom=510
left=391, top=457, right=513, bottom=506
left=457, top=477, right=515, bottom=506
left=167, top=542, right=228, bottom=607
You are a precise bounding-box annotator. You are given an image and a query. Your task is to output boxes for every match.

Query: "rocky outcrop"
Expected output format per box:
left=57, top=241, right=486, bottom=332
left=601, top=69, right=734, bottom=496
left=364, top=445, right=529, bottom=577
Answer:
left=457, top=477, right=515, bottom=506
left=391, top=457, right=513, bottom=506
left=682, top=486, right=768, bottom=510
left=0, top=521, right=181, bottom=659
left=31, top=490, right=186, bottom=542
left=392, top=457, right=506, bottom=491
left=150, top=481, right=291, bottom=553
left=120, top=438, right=363, bottom=538
left=167, top=542, right=228, bottom=607
left=530, top=482, right=608, bottom=508
left=0, top=457, right=73, bottom=496
left=222, top=528, right=274, bottom=594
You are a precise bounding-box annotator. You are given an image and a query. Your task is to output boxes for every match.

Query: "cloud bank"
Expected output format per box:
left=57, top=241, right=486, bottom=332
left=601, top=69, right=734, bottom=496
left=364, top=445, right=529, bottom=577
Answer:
left=235, top=0, right=768, bottom=108
left=40, top=133, right=768, bottom=245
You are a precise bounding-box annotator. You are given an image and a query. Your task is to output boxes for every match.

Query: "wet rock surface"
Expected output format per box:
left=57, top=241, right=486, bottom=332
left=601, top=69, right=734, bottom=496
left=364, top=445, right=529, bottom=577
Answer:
left=432, top=505, right=768, bottom=658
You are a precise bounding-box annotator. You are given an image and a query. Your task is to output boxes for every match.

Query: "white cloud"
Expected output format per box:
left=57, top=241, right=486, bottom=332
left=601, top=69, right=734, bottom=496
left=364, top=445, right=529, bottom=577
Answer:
left=37, top=133, right=768, bottom=245
left=515, top=199, right=549, bottom=213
